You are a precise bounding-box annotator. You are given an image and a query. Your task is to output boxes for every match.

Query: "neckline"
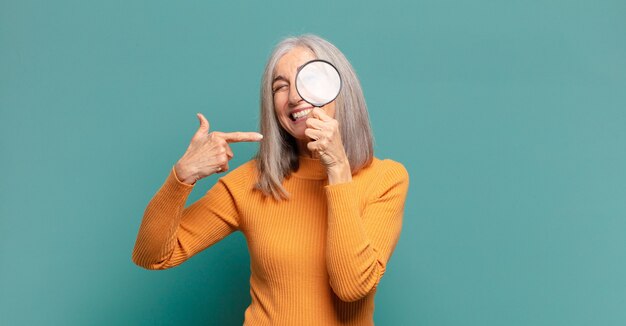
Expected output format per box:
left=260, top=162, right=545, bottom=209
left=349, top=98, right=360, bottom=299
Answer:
left=292, top=155, right=327, bottom=180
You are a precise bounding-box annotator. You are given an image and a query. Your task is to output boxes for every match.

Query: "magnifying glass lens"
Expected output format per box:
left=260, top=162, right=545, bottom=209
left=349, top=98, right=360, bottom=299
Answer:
left=296, top=60, right=342, bottom=107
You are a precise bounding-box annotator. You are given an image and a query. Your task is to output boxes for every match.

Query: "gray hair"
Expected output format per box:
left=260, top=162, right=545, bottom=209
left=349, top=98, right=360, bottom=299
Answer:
left=255, top=34, right=374, bottom=200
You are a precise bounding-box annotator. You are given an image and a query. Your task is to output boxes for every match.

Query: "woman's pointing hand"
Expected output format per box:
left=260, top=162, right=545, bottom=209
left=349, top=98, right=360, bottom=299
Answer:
left=174, top=113, right=263, bottom=185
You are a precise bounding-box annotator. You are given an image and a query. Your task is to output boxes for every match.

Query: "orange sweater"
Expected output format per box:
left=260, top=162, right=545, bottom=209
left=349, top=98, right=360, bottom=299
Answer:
left=132, top=156, right=409, bottom=325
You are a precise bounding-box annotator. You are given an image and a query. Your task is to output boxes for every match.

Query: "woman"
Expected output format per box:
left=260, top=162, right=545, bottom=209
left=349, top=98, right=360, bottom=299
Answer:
left=132, top=34, right=409, bottom=325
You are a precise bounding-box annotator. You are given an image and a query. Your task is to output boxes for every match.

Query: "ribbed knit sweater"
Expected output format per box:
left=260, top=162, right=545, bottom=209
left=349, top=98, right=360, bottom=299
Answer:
left=132, top=156, right=409, bottom=325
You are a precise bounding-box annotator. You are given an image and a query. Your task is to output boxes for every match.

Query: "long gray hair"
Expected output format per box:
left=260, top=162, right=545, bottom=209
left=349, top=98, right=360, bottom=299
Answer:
left=255, top=34, right=374, bottom=200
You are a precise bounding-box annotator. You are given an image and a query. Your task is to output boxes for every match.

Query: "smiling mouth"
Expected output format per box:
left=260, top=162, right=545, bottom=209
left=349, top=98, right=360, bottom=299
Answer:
left=290, top=108, right=313, bottom=121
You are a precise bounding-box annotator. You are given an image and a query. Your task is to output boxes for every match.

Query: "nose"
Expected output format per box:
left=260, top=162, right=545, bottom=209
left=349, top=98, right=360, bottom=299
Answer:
left=288, top=81, right=303, bottom=106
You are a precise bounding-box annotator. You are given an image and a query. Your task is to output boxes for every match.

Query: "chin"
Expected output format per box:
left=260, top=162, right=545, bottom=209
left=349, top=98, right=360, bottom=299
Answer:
left=292, top=134, right=308, bottom=141
left=284, top=128, right=306, bottom=141
left=293, top=125, right=311, bottom=140
left=280, top=121, right=306, bottom=140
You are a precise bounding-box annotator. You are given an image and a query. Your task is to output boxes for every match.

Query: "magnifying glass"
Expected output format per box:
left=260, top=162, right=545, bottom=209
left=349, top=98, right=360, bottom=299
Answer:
left=295, top=59, right=342, bottom=107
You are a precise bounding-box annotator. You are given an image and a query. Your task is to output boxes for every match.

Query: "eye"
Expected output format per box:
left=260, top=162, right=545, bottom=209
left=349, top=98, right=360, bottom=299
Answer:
left=272, top=84, right=288, bottom=94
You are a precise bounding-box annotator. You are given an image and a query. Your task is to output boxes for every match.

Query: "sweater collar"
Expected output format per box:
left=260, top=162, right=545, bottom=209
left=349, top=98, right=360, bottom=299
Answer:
left=292, top=155, right=327, bottom=180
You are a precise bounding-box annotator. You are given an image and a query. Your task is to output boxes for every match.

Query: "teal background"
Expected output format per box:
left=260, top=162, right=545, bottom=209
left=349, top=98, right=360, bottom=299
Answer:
left=1, top=0, right=625, bottom=325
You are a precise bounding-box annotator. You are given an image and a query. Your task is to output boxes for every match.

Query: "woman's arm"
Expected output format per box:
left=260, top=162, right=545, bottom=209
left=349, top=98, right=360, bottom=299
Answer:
left=132, top=113, right=260, bottom=269
left=131, top=166, right=240, bottom=270
left=324, top=161, right=409, bottom=302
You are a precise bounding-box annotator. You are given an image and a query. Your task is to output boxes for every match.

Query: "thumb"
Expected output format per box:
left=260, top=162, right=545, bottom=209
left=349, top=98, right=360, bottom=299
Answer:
left=195, top=113, right=210, bottom=135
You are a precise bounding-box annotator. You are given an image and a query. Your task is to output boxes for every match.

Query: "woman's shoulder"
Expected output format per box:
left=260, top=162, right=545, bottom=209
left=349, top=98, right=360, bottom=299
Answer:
left=364, top=157, right=409, bottom=181
left=356, top=157, right=409, bottom=198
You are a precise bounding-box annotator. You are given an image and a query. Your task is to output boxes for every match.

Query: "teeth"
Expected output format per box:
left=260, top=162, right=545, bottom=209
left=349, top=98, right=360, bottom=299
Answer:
left=291, top=109, right=312, bottom=120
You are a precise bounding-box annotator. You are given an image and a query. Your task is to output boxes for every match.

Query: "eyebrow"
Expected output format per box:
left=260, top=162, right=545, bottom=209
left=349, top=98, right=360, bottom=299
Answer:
left=273, top=62, right=310, bottom=84
left=272, top=75, right=288, bottom=84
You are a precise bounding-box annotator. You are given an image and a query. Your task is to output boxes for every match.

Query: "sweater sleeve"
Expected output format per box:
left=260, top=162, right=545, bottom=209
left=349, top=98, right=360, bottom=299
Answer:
left=324, top=161, right=409, bottom=302
left=131, top=166, right=240, bottom=270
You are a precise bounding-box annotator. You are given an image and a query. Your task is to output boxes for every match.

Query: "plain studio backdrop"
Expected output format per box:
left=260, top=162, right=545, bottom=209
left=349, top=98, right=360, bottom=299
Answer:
left=1, top=0, right=625, bottom=325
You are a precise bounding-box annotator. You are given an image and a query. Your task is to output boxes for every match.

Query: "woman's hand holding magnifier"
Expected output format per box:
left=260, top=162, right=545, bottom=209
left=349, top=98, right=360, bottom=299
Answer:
left=305, top=108, right=352, bottom=184
left=174, top=113, right=263, bottom=185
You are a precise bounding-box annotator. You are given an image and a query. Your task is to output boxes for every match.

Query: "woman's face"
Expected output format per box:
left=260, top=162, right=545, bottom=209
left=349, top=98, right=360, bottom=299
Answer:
left=272, top=46, right=336, bottom=140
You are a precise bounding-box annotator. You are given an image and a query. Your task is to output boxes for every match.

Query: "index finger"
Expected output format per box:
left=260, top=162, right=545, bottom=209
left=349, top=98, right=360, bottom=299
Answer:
left=222, top=131, right=264, bottom=143
left=311, top=107, right=333, bottom=122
